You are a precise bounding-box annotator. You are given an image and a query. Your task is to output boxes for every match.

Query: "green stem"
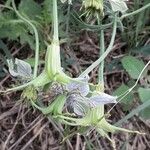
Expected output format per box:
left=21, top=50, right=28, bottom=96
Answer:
left=72, top=12, right=113, bottom=30
left=80, top=16, right=117, bottom=77
left=46, top=0, right=62, bottom=79
left=12, top=0, right=39, bottom=79
left=53, top=0, right=59, bottom=41
left=0, top=82, right=31, bottom=93
left=66, top=4, right=71, bottom=34
left=0, top=4, right=13, bottom=10
left=0, top=70, right=50, bottom=93
left=121, top=3, right=150, bottom=20
left=97, top=17, right=105, bottom=85
left=98, top=29, right=105, bottom=84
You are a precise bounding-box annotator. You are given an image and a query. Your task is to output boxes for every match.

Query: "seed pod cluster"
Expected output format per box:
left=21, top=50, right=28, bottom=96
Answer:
left=82, top=0, right=104, bottom=20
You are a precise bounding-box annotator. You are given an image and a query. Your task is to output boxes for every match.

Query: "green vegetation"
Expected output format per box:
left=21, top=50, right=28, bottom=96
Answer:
left=0, top=0, right=150, bottom=149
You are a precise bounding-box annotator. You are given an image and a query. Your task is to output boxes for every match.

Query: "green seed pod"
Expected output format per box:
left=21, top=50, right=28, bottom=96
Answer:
left=46, top=41, right=62, bottom=79
left=31, top=94, right=67, bottom=115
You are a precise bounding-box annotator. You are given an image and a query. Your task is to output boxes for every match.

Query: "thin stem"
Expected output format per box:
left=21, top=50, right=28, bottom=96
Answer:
left=121, top=3, right=150, bottom=20
left=12, top=0, right=39, bottom=79
left=80, top=16, right=117, bottom=77
left=107, top=60, right=150, bottom=115
left=53, top=0, right=59, bottom=41
left=98, top=29, right=105, bottom=84
left=0, top=82, right=31, bottom=94
left=72, top=12, right=113, bottom=30
left=97, top=17, right=105, bottom=85
left=66, top=4, right=71, bottom=34
left=0, top=4, right=13, bottom=10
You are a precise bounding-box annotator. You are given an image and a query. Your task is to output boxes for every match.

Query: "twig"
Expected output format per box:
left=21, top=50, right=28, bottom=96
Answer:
left=0, top=101, right=21, bottom=121
left=8, top=116, right=44, bottom=150
left=2, top=104, right=22, bottom=150
left=75, top=133, right=81, bottom=150
left=20, top=121, right=49, bottom=150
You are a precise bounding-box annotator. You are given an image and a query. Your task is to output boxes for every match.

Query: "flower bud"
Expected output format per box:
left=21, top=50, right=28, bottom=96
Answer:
left=82, top=0, right=104, bottom=19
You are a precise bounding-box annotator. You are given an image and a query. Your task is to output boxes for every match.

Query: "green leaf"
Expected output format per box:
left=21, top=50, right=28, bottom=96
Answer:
left=41, top=0, right=52, bottom=24
left=115, top=98, right=150, bottom=126
left=0, top=11, right=16, bottom=28
left=0, top=11, right=35, bottom=48
left=113, top=84, right=134, bottom=111
left=132, top=45, right=150, bottom=56
left=138, top=87, right=150, bottom=103
left=0, top=24, right=26, bottom=40
left=121, top=56, right=147, bottom=79
left=138, top=87, right=150, bottom=119
left=19, top=0, right=42, bottom=20
left=140, top=108, right=150, bottom=119
left=20, top=33, right=35, bottom=50
left=0, top=40, right=12, bottom=59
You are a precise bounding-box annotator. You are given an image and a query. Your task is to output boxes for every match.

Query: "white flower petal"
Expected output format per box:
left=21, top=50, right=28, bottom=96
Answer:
left=66, top=93, right=89, bottom=116
left=60, top=0, right=72, bottom=4
left=73, top=101, right=87, bottom=116
left=7, top=59, right=19, bottom=77
left=7, top=58, right=32, bottom=79
left=89, top=92, right=117, bottom=107
left=109, top=0, right=128, bottom=13
left=66, top=76, right=90, bottom=96
left=15, top=58, right=32, bottom=78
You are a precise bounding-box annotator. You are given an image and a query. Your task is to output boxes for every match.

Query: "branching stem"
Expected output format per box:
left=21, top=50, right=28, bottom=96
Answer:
left=121, top=3, right=150, bottom=19
left=80, top=15, right=117, bottom=77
